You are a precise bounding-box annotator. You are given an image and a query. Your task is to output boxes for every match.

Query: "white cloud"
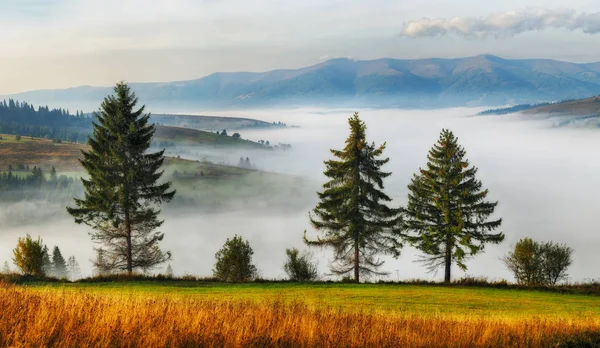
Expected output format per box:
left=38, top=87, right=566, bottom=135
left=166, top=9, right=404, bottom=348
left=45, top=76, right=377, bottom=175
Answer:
left=400, top=8, right=600, bottom=39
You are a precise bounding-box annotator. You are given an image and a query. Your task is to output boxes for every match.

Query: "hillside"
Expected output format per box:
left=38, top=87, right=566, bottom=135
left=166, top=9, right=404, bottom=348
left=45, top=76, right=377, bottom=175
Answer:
left=154, top=125, right=267, bottom=149
left=521, top=96, right=600, bottom=116
left=7, top=55, right=600, bottom=110
left=0, top=135, right=86, bottom=171
left=477, top=95, right=600, bottom=127
left=151, top=114, right=286, bottom=132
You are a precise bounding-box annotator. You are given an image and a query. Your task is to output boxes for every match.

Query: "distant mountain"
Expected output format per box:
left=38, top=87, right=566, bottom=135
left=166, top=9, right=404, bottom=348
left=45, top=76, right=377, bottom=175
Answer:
left=7, top=55, right=600, bottom=110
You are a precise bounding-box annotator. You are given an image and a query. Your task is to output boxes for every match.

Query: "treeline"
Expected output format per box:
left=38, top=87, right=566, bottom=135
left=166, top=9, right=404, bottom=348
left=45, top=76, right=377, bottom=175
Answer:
left=477, top=98, right=578, bottom=115
left=0, top=165, right=79, bottom=201
left=0, top=99, right=91, bottom=143
left=3, top=234, right=81, bottom=280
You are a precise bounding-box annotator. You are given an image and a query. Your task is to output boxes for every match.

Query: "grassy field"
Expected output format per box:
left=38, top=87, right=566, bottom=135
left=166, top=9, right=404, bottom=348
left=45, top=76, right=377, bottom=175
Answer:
left=2, top=281, right=598, bottom=347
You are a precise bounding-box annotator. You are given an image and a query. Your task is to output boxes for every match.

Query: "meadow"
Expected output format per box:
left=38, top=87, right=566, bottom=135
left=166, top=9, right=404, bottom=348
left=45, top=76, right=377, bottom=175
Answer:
left=1, top=281, right=597, bottom=347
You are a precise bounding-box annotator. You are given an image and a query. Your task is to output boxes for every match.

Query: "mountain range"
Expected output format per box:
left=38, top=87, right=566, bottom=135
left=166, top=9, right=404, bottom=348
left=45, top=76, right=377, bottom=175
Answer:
left=6, top=55, right=600, bottom=111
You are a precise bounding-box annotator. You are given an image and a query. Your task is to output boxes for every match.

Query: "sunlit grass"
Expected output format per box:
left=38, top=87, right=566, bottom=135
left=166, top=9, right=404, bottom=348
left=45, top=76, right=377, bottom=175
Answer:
left=2, top=282, right=598, bottom=347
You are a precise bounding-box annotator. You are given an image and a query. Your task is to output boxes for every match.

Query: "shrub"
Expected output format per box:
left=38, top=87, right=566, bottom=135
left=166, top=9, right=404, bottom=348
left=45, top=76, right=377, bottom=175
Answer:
left=283, top=248, right=318, bottom=281
left=213, top=235, right=257, bottom=282
left=12, top=235, right=45, bottom=276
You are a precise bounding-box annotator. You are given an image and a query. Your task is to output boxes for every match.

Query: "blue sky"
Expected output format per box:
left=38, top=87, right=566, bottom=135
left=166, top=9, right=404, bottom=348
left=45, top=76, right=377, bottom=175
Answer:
left=1, top=0, right=600, bottom=94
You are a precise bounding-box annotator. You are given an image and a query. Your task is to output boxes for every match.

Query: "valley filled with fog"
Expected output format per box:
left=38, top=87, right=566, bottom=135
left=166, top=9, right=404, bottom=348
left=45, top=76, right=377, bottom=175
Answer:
left=1, top=108, right=598, bottom=282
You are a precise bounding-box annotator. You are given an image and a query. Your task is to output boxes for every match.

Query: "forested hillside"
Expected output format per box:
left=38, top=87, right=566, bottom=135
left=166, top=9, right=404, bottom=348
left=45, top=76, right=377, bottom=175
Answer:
left=0, top=99, right=90, bottom=142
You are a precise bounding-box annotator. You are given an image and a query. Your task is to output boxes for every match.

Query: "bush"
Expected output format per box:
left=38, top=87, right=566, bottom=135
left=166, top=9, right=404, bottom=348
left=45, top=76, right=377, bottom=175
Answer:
left=12, top=235, right=45, bottom=276
left=503, top=238, right=573, bottom=286
left=213, top=235, right=257, bottom=282
left=283, top=248, right=318, bottom=281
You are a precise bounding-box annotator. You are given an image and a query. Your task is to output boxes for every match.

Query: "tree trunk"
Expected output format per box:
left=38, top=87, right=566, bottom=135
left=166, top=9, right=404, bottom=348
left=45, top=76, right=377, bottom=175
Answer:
left=354, top=242, right=359, bottom=283
left=444, top=238, right=452, bottom=283
left=125, top=210, right=133, bottom=275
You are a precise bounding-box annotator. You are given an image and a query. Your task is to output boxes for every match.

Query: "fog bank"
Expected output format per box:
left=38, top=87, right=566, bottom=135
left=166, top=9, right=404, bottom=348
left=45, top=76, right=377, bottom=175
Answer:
left=1, top=108, right=598, bottom=282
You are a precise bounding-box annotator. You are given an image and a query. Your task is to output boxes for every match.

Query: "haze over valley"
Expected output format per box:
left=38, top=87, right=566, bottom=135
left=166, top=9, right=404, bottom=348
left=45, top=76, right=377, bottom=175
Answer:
left=1, top=106, right=597, bottom=282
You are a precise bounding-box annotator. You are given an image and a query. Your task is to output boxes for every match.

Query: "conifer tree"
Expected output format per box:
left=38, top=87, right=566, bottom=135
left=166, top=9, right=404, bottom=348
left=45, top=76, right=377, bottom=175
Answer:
left=51, top=246, right=67, bottom=278
left=165, top=263, right=174, bottom=277
left=2, top=261, right=10, bottom=274
left=304, top=113, right=403, bottom=282
left=41, top=245, right=52, bottom=276
left=93, top=249, right=112, bottom=277
left=404, top=129, right=503, bottom=282
left=67, top=82, right=175, bottom=274
left=66, top=255, right=81, bottom=281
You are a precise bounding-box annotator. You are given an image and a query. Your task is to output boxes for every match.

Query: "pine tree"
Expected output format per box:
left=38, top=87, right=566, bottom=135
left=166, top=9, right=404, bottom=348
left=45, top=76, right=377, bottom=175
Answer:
left=67, top=82, right=175, bottom=274
left=51, top=246, right=67, bottom=279
left=404, top=129, right=504, bottom=282
left=50, top=166, right=57, bottom=183
left=41, top=245, right=52, bottom=276
left=304, top=113, right=403, bottom=282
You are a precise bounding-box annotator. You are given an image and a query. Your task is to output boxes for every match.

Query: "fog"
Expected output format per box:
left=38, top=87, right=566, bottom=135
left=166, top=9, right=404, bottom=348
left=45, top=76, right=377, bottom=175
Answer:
left=1, top=108, right=599, bottom=282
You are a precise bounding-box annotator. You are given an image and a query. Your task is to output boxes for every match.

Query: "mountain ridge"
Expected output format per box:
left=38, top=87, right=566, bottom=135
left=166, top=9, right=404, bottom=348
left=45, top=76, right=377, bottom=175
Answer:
left=6, top=55, right=600, bottom=111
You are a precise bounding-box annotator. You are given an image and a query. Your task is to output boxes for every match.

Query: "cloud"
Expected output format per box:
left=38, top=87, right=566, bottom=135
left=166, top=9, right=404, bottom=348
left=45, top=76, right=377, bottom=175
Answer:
left=400, top=8, right=600, bottom=39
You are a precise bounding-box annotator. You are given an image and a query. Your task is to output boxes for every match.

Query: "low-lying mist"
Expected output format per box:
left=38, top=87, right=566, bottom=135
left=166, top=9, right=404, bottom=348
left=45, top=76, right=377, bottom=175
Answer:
left=1, top=108, right=598, bottom=282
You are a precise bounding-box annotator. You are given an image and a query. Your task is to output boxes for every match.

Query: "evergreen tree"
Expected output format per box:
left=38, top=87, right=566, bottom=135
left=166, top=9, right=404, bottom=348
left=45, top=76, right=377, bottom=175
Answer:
left=93, top=248, right=112, bottom=277
left=41, top=245, right=52, bottom=276
left=304, top=113, right=403, bottom=282
left=51, top=246, right=67, bottom=278
left=67, top=82, right=175, bottom=274
left=50, top=166, right=57, bottom=183
left=404, top=129, right=503, bottom=282
left=66, top=255, right=81, bottom=281
left=213, top=235, right=257, bottom=282
left=165, top=263, right=174, bottom=277
left=2, top=261, right=10, bottom=274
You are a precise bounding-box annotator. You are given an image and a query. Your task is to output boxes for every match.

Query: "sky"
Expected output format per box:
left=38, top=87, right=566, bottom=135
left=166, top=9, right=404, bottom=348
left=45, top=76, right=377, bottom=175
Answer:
left=1, top=0, right=600, bottom=94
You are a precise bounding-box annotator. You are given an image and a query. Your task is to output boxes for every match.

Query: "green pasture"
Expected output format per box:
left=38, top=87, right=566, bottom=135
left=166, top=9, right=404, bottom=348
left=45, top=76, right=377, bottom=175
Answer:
left=33, top=282, right=600, bottom=319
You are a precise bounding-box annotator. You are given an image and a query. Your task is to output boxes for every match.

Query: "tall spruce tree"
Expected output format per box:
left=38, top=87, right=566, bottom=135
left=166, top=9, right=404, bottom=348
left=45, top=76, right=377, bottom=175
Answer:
left=67, top=82, right=175, bottom=274
left=404, top=129, right=503, bottom=282
left=304, top=113, right=403, bottom=282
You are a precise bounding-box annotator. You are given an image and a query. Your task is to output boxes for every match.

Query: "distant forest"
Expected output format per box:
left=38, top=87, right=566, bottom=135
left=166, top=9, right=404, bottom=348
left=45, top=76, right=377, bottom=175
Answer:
left=0, top=100, right=91, bottom=143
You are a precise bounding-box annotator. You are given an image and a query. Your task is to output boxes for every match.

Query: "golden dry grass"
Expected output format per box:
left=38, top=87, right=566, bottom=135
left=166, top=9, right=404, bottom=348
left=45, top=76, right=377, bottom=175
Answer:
left=0, top=134, right=88, bottom=171
left=0, top=284, right=598, bottom=347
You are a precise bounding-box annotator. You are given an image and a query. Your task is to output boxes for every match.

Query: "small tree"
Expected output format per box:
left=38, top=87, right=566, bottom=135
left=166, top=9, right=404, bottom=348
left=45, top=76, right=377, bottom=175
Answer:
left=232, top=133, right=241, bottom=139
left=166, top=264, right=174, bottom=277
left=540, top=241, right=573, bottom=285
left=2, top=261, right=10, bottom=274
left=42, top=245, right=52, bottom=276
left=502, top=238, right=542, bottom=286
left=213, top=235, right=257, bottom=282
left=15, top=134, right=21, bottom=141
left=93, top=248, right=111, bottom=277
left=283, top=248, right=318, bottom=281
left=12, top=234, right=45, bottom=276
left=67, top=256, right=81, bottom=281
left=221, top=129, right=228, bottom=136
left=52, top=246, right=68, bottom=278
